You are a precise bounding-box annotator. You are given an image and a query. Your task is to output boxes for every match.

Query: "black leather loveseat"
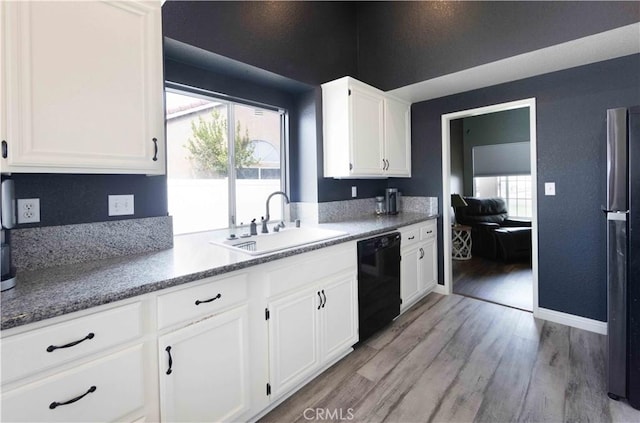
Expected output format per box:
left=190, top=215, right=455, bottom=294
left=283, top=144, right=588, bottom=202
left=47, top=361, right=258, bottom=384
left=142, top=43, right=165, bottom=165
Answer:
left=454, top=197, right=531, bottom=261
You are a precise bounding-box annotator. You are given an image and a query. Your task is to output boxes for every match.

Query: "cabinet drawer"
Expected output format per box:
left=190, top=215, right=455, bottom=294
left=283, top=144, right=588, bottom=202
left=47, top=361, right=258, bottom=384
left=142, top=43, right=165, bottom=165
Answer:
left=157, top=273, right=248, bottom=330
left=1, top=345, right=145, bottom=422
left=401, top=228, right=420, bottom=247
left=265, top=243, right=355, bottom=297
left=420, top=221, right=437, bottom=240
left=1, top=303, right=142, bottom=384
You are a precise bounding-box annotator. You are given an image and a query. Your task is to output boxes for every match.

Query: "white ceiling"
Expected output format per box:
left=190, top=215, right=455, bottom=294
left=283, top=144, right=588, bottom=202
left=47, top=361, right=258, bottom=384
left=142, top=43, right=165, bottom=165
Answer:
left=387, top=23, right=640, bottom=104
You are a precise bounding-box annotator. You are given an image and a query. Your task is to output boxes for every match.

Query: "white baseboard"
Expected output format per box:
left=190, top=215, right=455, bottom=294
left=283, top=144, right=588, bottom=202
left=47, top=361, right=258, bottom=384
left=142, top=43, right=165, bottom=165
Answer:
left=535, top=307, right=607, bottom=335
left=433, top=284, right=448, bottom=295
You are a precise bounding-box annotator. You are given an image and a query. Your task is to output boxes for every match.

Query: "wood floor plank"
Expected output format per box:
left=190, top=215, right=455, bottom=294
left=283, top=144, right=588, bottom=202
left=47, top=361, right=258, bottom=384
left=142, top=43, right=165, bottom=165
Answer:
left=365, top=292, right=445, bottom=351
left=292, top=374, right=373, bottom=423
left=473, top=312, right=541, bottom=423
left=453, top=256, right=532, bottom=311
left=357, top=294, right=468, bottom=383
left=259, top=344, right=377, bottom=423
left=262, top=294, right=640, bottom=423
left=564, top=328, right=612, bottom=423
left=355, top=300, right=500, bottom=423
left=428, top=306, right=523, bottom=422
left=516, top=321, right=570, bottom=422
left=384, top=302, right=512, bottom=423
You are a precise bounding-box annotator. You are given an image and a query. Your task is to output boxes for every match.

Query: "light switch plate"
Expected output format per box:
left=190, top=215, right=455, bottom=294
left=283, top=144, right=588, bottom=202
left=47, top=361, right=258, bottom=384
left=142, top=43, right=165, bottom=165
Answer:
left=544, top=182, right=556, bottom=196
left=351, top=186, right=357, bottom=198
left=108, top=194, right=134, bottom=216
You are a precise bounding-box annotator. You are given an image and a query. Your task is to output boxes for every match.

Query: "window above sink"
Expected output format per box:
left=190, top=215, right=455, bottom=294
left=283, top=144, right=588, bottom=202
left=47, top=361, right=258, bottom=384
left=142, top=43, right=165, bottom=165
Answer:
left=165, top=86, right=288, bottom=235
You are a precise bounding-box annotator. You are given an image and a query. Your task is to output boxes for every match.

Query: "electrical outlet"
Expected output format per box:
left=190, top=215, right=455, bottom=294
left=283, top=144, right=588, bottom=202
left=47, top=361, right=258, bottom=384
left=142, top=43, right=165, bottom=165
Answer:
left=108, top=194, right=134, bottom=216
left=17, top=198, right=40, bottom=224
left=351, top=186, right=357, bottom=198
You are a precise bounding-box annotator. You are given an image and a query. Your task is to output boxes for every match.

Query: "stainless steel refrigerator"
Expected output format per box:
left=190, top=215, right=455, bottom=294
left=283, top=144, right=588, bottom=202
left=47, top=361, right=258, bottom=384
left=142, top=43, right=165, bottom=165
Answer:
left=606, top=106, right=640, bottom=409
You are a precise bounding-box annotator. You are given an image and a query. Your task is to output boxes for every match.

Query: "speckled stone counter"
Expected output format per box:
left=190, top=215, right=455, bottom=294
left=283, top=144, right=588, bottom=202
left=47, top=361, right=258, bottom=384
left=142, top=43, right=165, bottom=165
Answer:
left=1, top=212, right=437, bottom=330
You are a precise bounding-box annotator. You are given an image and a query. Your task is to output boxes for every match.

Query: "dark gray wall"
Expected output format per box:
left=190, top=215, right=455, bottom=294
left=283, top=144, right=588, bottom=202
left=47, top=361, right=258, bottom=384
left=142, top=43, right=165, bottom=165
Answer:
left=392, top=54, right=640, bottom=321
left=449, top=119, right=464, bottom=198
left=462, top=108, right=530, bottom=196
left=162, top=1, right=358, bottom=86
left=291, top=89, right=320, bottom=203
left=2, top=174, right=167, bottom=228
left=356, top=1, right=640, bottom=90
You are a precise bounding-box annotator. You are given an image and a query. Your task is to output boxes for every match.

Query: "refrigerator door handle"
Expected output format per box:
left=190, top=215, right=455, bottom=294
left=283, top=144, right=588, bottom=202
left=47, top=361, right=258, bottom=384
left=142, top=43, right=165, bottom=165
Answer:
left=607, top=211, right=629, bottom=221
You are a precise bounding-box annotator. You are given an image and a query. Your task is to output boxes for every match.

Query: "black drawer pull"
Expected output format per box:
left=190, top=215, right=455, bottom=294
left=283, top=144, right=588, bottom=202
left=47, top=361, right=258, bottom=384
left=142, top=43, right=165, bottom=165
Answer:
left=46, top=333, right=94, bottom=352
left=407, top=236, right=415, bottom=240
left=165, top=346, right=173, bottom=375
left=195, top=293, right=221, bottom=305
left=49, top=385, right=96, bottom=409
left=321, top=290, right=326, bottom=308
left=152, top=138, right=158, bottom=161
left=1, top=140, right=7, bottom=158
left=426, top=230, right=433, bottom=234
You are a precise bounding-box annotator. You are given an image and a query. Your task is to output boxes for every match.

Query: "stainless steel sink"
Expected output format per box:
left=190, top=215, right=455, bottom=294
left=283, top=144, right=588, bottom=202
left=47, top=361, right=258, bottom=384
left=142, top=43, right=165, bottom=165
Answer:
left=210, top=227, right=348, bottom=256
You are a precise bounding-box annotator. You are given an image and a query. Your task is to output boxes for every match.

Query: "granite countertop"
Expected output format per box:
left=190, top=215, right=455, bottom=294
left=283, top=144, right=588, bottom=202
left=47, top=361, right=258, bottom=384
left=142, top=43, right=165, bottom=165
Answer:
left=1, top=212, right=437, bottom=330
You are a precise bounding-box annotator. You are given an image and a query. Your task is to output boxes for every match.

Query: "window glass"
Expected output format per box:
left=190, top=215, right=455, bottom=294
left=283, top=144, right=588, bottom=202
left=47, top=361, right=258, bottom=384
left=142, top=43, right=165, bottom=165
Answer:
left=166, top=90, right=285, bottom=234
left=233, top=103, right=283, bottom=226
left=473, top=175, right=532, bottom=219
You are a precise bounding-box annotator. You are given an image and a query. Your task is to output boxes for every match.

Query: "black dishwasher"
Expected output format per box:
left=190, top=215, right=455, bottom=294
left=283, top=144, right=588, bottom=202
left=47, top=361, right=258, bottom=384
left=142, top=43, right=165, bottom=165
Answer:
left=357, top=232, right=401, bottom=343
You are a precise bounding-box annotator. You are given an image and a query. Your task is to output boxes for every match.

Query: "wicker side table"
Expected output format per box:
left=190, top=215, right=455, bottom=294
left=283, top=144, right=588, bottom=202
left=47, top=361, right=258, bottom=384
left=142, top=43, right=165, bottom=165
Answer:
left=452, top=225, right=472, bottom=260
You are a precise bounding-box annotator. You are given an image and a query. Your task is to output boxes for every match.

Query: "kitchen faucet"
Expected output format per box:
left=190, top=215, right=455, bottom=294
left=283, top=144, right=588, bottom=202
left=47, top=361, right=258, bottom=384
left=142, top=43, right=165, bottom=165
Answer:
left=263, top=191, right=290, bottom=233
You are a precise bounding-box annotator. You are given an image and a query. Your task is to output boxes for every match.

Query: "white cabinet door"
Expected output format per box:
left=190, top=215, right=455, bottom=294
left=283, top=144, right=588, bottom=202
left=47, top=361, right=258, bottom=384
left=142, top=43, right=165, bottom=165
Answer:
left=267, top=286, right=321, bottom=399
left=420, top=239, right=438, bottom=293
left=158, top=305, right=251, bottom=423
left=401, top=246, right=421, bottom=311
left=349, top=86, right=385, bottom=176
left=2, top=1, right=164, bottom=174
left=320, top=274, right=358, bottom=362
left=384, top=96, right=411, bottom=177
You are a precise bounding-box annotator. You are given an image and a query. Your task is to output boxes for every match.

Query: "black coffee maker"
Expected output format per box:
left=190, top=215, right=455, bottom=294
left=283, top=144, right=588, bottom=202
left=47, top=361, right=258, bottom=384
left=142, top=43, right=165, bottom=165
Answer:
left=385, top=188, right=401, bottom=215
left=1, top=179, right=17, bottom=291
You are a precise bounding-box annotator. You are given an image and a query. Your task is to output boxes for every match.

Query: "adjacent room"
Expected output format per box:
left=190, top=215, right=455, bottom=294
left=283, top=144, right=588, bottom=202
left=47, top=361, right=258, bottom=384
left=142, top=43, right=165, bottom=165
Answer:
left=449, top=107, right=534, bottom=312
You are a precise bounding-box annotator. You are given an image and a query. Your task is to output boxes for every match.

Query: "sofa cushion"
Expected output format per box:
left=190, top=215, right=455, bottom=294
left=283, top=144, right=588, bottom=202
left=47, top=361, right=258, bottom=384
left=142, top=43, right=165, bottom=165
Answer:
left=455, top=197, right=508, bottom=225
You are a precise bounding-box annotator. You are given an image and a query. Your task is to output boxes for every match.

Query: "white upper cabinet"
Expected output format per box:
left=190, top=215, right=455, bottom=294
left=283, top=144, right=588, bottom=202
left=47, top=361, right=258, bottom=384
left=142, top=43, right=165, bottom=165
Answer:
left=322, top=76, right=411, bottom=178
left=384, top=95, right=412, bottom=177
left=0, top=1, right=165, bottom=174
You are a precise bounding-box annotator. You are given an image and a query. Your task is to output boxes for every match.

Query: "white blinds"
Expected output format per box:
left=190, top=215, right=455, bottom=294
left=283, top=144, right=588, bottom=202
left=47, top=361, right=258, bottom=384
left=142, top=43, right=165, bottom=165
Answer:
left=472, top=142, right=530, bottom=177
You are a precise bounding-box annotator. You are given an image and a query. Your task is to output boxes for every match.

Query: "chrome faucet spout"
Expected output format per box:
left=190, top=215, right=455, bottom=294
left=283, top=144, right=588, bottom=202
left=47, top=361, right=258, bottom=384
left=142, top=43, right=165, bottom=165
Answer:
left=265, top=191, right=290, bottom=225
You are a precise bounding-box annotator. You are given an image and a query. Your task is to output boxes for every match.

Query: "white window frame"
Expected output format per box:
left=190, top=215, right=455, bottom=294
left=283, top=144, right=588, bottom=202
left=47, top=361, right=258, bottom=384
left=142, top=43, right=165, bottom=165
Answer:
left=165, top=83, right=288, bottom=231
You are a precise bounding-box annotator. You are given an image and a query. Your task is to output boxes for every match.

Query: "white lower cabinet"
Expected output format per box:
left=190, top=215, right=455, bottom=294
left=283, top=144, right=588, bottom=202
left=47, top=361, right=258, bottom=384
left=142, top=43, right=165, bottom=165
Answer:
left=158, top=304, right=251, bottom=423
left=267, top=285, right=321, bottom=398
left=400, top=221, right=439, bottom=312
left=267, top=273, right=357, bottom=399
left=2, top=345, right=146, bottom=422
left=401, top=244, right=422, bottom=310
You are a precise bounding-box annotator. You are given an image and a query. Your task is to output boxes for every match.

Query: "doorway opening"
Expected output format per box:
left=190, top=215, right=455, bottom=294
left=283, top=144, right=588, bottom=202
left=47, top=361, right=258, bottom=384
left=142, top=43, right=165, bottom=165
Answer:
left=441, top=98, right=538, bottom=314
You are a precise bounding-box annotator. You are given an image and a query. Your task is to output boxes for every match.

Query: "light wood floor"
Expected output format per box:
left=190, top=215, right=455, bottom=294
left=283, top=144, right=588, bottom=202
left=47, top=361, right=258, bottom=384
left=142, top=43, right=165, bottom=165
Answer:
left=453, top=257, right=533, bottom=312
left=260, top=293, right=640, bottom=423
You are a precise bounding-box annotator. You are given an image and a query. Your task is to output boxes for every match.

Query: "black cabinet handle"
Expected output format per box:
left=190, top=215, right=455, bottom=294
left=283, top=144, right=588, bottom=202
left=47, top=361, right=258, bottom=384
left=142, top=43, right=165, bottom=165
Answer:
left=1, top=140, right=7, bottom=158
left=426, top=230, right=433, bottom=234
left=408, top=236, right=415, bottom=240
left=317, top=291, right=322, bottom=310
left=46, top=333, right=94, bottom=352
left=195, top=293, right=221, bottom=305
left=419, top=248, right=425, bottom=259
left=152, top=138, right=158, bottom=161
left=165, top=346, right=173, bottom=375
left=49, top=386, right=96, bottom=409
left=321, top=290, right=326, bottom=308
